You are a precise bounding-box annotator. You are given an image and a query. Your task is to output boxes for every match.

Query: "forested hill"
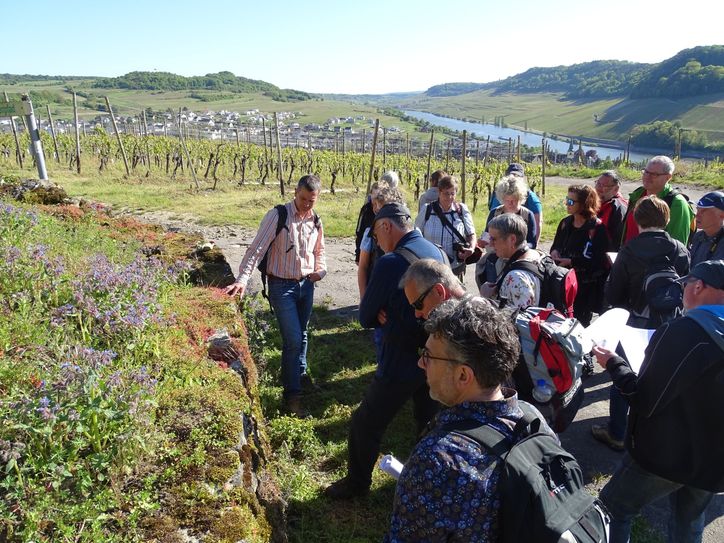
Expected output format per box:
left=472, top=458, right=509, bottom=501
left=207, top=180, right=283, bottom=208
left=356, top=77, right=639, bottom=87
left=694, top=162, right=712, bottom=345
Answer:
left=426, top=45, right=724, bottom=100
left=93, top=71, right=314, bottom=102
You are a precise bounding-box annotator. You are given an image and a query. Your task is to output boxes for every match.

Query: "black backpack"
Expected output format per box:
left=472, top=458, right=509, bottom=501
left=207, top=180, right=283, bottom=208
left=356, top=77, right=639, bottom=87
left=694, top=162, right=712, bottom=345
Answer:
left=497, top=251, right=579, bottom=318
left=354, top=200, right=375, bottom=264
left=633, top=246, right=684, bottom=327
left=257, top=204, right=320, bottom=303
left=445, top=405, right=609, bottom=543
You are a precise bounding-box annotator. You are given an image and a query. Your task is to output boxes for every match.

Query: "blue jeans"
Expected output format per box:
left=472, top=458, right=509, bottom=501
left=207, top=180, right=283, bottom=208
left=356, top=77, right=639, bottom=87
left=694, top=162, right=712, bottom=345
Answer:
left=268, top=277, right=315, bottom=398
left=600, top=454, right=713, bottom=543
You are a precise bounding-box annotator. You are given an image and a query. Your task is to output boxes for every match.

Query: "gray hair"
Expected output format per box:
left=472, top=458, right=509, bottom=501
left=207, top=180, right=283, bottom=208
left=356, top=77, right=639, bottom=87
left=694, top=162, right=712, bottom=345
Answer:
left=399, top=258, right=463, bottom=291
left=424, top=298, right=520, bottom=388
left=487, top=213, right=528, bottom=247
left=388, top=214, right=414, bottom=231
left=297, top=174, right=321, bottom=192
left=373, top=186, right=404, bottom=208
left=381, top=170, right=400, bottom=189
left=648, top=155, right=675, bottom=175
left=600, top=170, right=620, bottom=185
left=495, top=175, right=529, bottom=204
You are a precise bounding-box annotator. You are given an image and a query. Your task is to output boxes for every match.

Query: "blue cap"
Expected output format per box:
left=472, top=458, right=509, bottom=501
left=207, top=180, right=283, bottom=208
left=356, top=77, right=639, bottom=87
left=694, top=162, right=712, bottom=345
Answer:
left=678, top=259, right=724, bottom=290
left=696, top=191, right=724, bottom=211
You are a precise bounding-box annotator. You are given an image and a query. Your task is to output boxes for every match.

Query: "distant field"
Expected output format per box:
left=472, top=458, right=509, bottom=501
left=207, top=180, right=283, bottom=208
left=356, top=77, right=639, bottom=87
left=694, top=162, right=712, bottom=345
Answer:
left=394, top=89, right=724, bottom=143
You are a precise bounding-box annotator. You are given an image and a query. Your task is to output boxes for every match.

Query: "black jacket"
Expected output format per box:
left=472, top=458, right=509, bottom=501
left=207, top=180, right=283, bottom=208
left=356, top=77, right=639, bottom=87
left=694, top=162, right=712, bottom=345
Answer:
left=605, top=230, right=689, bottom=323
left=605, top=314, right=724, bottom=492
left=550, top=215, right=609, bottom=283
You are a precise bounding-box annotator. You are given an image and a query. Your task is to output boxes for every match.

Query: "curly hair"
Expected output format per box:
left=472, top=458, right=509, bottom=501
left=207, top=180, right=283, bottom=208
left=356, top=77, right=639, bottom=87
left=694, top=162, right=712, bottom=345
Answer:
left=424, top=298, right=520, bottom=388
left=568, top=184, right=600, bottom=219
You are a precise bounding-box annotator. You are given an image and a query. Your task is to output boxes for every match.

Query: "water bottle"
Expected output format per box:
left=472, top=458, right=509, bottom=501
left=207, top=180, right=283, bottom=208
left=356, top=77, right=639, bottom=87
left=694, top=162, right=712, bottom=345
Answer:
left=532, top=379, right=555, bottom=403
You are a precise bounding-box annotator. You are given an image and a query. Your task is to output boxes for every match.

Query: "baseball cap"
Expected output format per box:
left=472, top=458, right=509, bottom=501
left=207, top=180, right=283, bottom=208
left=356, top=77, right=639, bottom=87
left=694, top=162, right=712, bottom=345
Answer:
left=506, top=163, right=525, bottom=176
left=696, top=191, right=724, bottom=211
left=373, top=202, right=411, bottom=224
left=678, top=260, right=724, bottom=289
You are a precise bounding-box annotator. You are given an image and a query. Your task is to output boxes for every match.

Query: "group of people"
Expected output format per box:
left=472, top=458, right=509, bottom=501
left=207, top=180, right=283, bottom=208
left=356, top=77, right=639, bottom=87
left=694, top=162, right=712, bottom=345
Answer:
left=225, top=157, right=724, bottom=542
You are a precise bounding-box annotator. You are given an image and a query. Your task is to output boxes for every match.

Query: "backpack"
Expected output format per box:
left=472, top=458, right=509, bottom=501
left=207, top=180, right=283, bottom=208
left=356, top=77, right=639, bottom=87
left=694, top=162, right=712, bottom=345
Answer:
left=632, top=246, right=684, bottom=327
left=513, top=307, right=587, bottom=433
left=663, top=188, right=696, bottom=244
left=445, top=404, right=610, bottom=543
left=354, top=200, right=375, bottom=264
left=257, top=204, right=320, bottom=303
left=498, top=252, right=579, bottom=318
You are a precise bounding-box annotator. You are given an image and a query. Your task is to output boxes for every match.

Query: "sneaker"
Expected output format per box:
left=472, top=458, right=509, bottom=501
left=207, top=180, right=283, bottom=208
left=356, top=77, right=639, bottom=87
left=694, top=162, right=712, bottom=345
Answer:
left=283, top=395, right=310, bottom=419
left=582, top=353, right=595, bottom=379
left=591, top=424, right=624, bottom=452
left=300, top=373, right=322, bottom=394
left=323, top=476, right=369, bottom=500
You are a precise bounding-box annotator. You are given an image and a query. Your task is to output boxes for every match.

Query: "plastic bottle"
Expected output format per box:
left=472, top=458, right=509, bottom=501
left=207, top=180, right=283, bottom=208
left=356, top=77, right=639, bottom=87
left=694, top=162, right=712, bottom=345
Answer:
left=379, top=454, right=404, bottom=480
left=532, top=379, right=555, bottom=403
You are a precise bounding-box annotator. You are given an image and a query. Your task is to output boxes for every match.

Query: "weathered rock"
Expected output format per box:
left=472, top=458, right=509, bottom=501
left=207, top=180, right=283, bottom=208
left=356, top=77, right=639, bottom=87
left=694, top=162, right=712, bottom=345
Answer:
left=1, top=178, right=68, bottom=204
left=188, top=245, right=236, bottom=287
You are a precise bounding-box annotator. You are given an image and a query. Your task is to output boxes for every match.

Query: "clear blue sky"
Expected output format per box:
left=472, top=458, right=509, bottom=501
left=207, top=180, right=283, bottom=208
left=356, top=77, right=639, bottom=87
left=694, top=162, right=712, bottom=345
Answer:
left=4, top=0, right=722, bottom=94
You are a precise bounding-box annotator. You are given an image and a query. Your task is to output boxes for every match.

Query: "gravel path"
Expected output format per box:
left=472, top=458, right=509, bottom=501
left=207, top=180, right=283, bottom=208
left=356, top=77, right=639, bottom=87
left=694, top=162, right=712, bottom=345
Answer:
left=127, top=176, right=722, bottom=542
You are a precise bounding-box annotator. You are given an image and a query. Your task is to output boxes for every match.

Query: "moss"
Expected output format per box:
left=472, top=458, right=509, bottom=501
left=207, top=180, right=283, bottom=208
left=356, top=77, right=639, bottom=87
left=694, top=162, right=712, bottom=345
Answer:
left=208, top=504, right=272, bottom=543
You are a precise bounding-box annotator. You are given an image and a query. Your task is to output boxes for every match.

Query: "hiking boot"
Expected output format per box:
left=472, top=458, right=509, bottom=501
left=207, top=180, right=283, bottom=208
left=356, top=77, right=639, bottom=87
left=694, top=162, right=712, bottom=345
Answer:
left=283, top=395, right=310, bottom=419
left=582, top=355, right=595, bottom=379
left=323, top=476, right=369, bottom=500
left=591, top=424, right=624, bottom=452
left=300, top=373, right=322, bottom=394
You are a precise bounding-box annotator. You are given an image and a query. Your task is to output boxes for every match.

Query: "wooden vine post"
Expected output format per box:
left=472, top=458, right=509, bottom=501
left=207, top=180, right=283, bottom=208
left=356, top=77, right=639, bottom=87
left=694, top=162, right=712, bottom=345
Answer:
left=365, top=119, right=380, bottom=194
left=46, top=105, right=60, bottom=162
left=460, top=130, right=467, bottom=203
left=273, top=111, right=284, bottom=197
left=4, top=92, right=23, bottom=168
left=425, top=130, right=434, bottom=189
left=73, top=92, right=81, bottom=174
left=541, top=138, right=547, bottom=197
left=104, top=96, right=131, bottom=177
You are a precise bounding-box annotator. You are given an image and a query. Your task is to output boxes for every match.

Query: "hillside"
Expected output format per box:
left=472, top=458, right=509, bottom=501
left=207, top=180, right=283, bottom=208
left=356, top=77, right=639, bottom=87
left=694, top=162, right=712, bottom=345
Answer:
left=419, top=45, right=723, bottom=100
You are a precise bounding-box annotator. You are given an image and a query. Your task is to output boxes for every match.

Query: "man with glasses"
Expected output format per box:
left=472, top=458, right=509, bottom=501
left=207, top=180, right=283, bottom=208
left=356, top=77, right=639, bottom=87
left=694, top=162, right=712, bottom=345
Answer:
left=621, top=155, right=694, bottom=245
left=400, top=258, right=467, bottom=320
left=384, top=298, right=554, bottom=542
left=592, top=259, right=724, bottom=543
left=325, top=202, right=447, bottom=499
left=689, top=191, right=724, bottom=266
left=225, top=175, right=325, bottom=418
left=595, top=170, right=628, bottom=251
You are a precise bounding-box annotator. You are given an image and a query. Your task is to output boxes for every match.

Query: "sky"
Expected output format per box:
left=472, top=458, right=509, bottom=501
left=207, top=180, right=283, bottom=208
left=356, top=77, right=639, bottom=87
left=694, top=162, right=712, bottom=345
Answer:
left=3, top=0, right=723, bottom=94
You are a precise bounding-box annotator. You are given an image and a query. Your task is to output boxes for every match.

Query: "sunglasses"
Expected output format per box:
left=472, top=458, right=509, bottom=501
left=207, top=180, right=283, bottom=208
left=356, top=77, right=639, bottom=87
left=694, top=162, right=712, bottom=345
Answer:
left=565, top=198, right=577, bottom=206
left=411, top=284, right=436, bottom=310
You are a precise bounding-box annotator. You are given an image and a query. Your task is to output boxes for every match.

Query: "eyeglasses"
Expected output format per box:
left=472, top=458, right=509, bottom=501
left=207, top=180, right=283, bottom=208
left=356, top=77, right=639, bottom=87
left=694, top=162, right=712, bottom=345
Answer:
left=642, top=169, right=668, bottom=177
left=565, top=198, right=577, bottom=206
left=595, top=180, right=615, bottom=189
left=371, top=221, right=385, bottom=242
left=418, top=347, right=465, bottom=367
left=411, top=284, right=436, bottom=310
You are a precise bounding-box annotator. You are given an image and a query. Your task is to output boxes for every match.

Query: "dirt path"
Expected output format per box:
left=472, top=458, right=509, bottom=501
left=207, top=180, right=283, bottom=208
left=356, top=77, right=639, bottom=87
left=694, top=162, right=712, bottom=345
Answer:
left=126, top=176, right=722, bottom=542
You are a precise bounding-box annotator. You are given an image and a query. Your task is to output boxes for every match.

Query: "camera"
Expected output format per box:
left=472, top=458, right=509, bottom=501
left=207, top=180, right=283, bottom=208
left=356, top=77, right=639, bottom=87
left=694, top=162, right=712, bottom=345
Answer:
left=452, top=242, right=469, bottom=253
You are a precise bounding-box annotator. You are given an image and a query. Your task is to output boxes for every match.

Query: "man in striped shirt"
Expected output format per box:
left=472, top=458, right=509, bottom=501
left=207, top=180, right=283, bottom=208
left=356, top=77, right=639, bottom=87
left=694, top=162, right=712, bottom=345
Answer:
left=226, top=175, right=326, bottom=417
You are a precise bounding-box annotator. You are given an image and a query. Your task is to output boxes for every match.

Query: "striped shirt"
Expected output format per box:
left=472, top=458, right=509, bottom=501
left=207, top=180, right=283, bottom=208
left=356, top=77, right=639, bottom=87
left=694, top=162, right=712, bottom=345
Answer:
left=415, top=201, right=476, bottom=264
left=235, top=200, right=326, bottom=288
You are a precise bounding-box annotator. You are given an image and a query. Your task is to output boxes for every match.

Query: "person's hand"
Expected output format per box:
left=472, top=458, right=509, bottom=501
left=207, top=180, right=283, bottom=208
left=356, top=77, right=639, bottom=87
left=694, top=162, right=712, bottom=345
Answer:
left=480, top=281, right=498, bottom=299
left=555, top=257, right=572, bottom=267
left=308, top=272, right=322, bottom=282
left=458, top=246, right=474, bottom=260
left=225, top=282, right=245, bottom=298
left=377, top=308, right=388, bottom=325
left=550, top=249, right=561, bottom=259
left=477, top=238, right=489, bottom=249
left=592, top=345, right=615, bottom=369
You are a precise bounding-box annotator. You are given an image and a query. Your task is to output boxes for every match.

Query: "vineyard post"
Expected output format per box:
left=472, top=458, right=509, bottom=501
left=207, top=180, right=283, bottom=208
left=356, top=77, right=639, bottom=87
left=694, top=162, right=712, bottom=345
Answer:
left=541, top=138, right=546, bottom=197
left=104, top=96, right=131, bottom=177
left=516, top=135, right=521, bottom=162
left=625, top=135, right=631, bottom=166
left=235, top=128, right=240, bottom=147
left=73, top=92, right=81, bottom=174
left=82, top=122, right=87, bottom=138
left=445, top=138, right=451, bottom=171
left=382, top=127, right=387, bottom=167
left=46, top=105, right=60, bottom=162
left=507, top=138, right=512, bottom=163
left=475, top=139, right=480, bottom=166
left=483, top=136, right=490, bottom=167
left=19, top=95, right=48, bottom=180
left=273, top=111, right=284, bottom=196
left=5, top=92, right=23, bottom=168
left=366, top=118, right=380, bottom=194
left=425, top=130, right=434, bottom=189
left=142, top=110, right=151, bottom=172
left=461, top=130, right=467, bottom=203
left=406, top=132, right=410, bottom=162
left=361, top=129, right=366, bottom=153
left=261, top=117, right=269, bottom=163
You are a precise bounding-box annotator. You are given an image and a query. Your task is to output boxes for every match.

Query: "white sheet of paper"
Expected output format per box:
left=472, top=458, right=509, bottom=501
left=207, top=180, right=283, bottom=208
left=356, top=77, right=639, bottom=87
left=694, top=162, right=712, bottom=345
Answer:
left=619, top=326, right=656, bottom=374
left=582, top=308, right=630, bottom=351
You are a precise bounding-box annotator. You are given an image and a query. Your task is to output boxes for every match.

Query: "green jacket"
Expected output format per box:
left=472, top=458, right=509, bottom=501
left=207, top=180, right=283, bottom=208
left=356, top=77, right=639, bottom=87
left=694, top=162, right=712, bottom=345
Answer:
left=623, top=183, right=694, bottom=245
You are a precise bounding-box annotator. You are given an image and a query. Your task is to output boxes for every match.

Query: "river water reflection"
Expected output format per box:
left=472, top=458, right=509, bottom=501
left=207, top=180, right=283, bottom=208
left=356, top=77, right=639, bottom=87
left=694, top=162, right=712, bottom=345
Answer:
left=404, top=110, right=652, bottom=163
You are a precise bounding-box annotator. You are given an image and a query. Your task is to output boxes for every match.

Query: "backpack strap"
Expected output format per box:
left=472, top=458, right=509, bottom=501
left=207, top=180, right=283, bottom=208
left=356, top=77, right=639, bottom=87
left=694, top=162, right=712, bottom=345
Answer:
left=431, top=201, right=470, bottom=246
left=394, top=245, right=422, bottom=265
left=260, top=204, right=289, bottom=306
left=709, top=229, right=724, bottom=255
left=495, top=248, right=531, bottom=291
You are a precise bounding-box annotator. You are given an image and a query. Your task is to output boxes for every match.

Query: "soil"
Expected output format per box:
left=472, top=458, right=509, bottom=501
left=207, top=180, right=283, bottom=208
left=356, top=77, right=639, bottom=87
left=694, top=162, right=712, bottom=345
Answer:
left=124, top=176, right=722, bottom=541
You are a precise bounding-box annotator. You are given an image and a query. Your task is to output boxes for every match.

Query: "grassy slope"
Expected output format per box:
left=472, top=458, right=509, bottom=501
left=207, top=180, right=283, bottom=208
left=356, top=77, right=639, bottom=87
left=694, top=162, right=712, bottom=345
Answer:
left=394, top=89, right=724, bottom=141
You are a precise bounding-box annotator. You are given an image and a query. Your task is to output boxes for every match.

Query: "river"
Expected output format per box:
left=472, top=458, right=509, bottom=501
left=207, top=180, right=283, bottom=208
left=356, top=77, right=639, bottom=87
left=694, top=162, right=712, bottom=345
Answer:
left=404, top=110, right=653, bottom=163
